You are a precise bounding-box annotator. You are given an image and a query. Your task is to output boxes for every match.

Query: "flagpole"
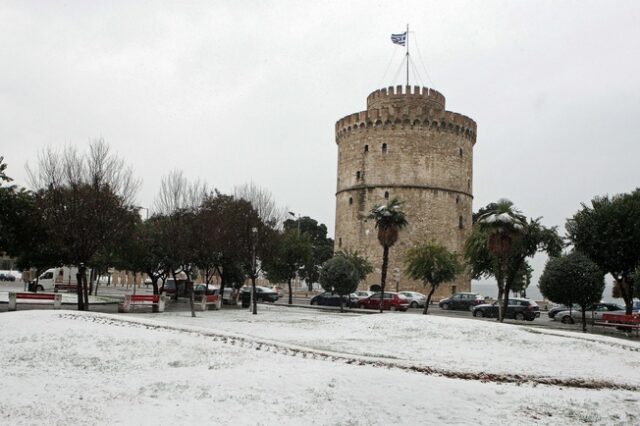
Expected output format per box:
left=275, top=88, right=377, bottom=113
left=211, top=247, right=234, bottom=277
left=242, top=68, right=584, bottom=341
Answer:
left=406, top=23, right=409, bottom=86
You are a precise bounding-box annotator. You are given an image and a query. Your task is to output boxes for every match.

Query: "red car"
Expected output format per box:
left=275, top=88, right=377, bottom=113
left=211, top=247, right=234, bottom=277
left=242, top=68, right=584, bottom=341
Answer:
left=358, top=292, right=409, bottom=311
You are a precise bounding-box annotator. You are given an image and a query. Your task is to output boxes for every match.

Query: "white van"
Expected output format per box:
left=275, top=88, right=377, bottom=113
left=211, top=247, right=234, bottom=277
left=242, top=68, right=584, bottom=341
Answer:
left=31, top=267, right=91, bottom=292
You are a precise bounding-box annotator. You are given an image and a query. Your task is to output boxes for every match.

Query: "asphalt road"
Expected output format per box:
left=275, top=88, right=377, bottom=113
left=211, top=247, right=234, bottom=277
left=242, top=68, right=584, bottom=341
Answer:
left=1, top=283, right=632, bottom=338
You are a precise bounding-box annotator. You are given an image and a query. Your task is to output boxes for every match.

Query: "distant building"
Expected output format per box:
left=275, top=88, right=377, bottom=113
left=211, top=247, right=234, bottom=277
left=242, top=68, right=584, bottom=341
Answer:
left=333, top=85, right=477, bottom=298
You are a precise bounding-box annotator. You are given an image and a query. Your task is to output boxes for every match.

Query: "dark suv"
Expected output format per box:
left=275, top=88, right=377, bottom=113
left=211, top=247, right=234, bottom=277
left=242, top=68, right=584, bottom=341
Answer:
left=472, top=298, right=540, bottom=321
left=439, top=292, right=484, bottom=311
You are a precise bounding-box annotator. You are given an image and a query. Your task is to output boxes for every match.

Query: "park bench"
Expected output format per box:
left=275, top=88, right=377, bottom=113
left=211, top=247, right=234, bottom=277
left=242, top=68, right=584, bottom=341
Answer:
left=594, top=313, right=640, bottom=336
left=8, top=292, right=62, bottom=311
left=197, top=294, right=221, bottom=311
left=54, top=283, right=79, bottom=293
left=118, top=294, right=165, bottom=313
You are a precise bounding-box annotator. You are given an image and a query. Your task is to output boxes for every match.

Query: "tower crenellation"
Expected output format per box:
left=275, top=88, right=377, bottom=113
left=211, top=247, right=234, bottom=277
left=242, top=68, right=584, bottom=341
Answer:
left=333, top=86, right=477, bottom=299
left=367, top=85, right=445, bottom=110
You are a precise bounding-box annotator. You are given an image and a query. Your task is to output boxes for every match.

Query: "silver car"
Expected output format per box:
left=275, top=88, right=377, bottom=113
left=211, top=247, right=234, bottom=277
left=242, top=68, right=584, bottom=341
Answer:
left=399, top=291, right=427, bottom=308
left=554, top=303, right=626, bottom=324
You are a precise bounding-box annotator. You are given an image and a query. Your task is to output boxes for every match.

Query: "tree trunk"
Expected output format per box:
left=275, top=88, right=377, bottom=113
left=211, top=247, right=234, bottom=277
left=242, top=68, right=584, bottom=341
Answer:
left=501, top=280, right=513, bottom=323
left=251, top=275, right=257, bottom=315
left=496, top=266, right=505, bottom=322
left=76, top=271, right=85, bottom=311
left=580, top=303, right=587, bottom=332
left=423, top=285, right=436, bottom=315
left=380, top=245, right=389, bottom=313
left=88, top=268, right=95, bottom=296
left=82, top=270, right=89, bottom=310
left=288, top=278, right=293, bottom=305
left=188, top=281, right=195, bottom=318
left=617, top=278, right=634, bottom=315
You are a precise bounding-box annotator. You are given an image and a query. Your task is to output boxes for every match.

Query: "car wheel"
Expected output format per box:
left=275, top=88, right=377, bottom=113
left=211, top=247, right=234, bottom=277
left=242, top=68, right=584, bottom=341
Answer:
left=393, top=305, right=399, bottom=311
left=468, top=304, right=475, bottom=312
left=561, top=315, right=574, bottom=324
left=473, top=310, right=484, bottom=318
left=311, top=300, right=318, bottom=305
left=441, top=303, right=450, bottom=310
left=37, top=285, right=44, bottom=292
left=410, top=301, right=418, bottom=308
left=515, top=312, right=525, bottom=321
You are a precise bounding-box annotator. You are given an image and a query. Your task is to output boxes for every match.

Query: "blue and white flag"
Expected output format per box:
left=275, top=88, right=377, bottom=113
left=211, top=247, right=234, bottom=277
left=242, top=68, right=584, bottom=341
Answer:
left=391, top=32, right=406, bottom=46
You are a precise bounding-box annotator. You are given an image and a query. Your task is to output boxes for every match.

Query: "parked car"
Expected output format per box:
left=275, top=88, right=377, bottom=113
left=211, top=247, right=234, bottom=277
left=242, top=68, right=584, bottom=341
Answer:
left=310, top=292, right=359, bottom=308
left=439, top=292, right=485, bottom=311
left=399, top=291, right=427, bottom=308
left=554, top=303, right=626, bottom=324
left=547, top=303, right=579, bottom=319
left=243, top=285, right=279, bottom=303
left=472, top=298, right=540, bottom=321
left=358, top=292, right=410, bottom=311
left=354, top=290, right=374, bottom=301
left=194, top=284, right=219, bottom=297
left=162, top=278, right=188, bottom=298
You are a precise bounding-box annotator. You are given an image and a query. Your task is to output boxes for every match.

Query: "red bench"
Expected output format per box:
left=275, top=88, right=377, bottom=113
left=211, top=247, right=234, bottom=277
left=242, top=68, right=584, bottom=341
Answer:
left=594, top=313, right=640, bottom=336
left=197, top=294, right=220, bottom=311
left=8, top=292, right=62, bottom=311
left=118, top=294, right=165, bottom=313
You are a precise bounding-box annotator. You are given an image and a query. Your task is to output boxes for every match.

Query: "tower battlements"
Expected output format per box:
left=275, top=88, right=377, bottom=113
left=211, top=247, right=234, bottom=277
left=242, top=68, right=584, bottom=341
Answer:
left=367, top=85, right=445, bottom=111
left=335, top=107, right=476, bottom=142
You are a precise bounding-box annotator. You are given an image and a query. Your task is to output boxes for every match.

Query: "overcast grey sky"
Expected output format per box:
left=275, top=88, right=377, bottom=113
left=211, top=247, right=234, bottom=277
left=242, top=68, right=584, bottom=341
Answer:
left=2, top=1, right=639, bottom=288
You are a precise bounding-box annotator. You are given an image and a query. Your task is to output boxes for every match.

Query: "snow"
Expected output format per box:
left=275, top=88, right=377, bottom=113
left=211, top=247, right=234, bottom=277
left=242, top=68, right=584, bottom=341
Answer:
left=1, top=306, right=639, bottom=425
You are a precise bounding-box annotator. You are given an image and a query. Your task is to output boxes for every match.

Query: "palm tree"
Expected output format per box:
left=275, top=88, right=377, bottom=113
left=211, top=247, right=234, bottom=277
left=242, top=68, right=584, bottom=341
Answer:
left=475, top=199, right=526, bottom=321
left=367, top=198, right=408, bottom=313
left=467, top=199, right=562, bottom=322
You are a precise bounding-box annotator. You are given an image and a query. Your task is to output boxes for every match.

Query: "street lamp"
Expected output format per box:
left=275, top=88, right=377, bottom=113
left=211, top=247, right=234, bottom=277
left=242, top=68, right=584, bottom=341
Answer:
left=251, top=226, right=258, bottom=315
left=135, top=206, right=149, bottom=220
left=288, top=211, right=301, bottom=235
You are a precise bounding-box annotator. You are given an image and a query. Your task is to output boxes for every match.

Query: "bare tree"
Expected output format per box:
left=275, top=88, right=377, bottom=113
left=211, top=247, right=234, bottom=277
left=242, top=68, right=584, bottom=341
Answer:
left=25, top=139, right=140, bottom=311
left=153, top=170, right=209, bottom=215
left=234, top=181, right=287, bottom=228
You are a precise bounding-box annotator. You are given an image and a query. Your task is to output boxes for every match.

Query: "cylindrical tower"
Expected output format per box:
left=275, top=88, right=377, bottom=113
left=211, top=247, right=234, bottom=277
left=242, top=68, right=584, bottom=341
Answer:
left=334, top=85, right=477, bottom=298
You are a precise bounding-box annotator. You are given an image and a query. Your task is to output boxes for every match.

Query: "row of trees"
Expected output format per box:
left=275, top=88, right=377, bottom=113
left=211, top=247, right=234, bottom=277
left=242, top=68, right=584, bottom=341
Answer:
left=348, top=191, right=639, bottom=324
left=0, top=142, right=333, bottom=314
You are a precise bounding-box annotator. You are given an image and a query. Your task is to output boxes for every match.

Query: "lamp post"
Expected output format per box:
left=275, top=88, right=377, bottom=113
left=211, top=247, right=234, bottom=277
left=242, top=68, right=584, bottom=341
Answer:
left=288, top=211, right=300, bottom=235
left=135, top=206, right=149, bottom=220
left=251, top=226, right=258, bottom=315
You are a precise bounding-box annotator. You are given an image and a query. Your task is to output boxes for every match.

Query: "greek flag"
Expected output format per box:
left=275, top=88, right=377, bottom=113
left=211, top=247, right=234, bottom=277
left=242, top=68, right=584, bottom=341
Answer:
left=391, top=32, right=406, bottom=46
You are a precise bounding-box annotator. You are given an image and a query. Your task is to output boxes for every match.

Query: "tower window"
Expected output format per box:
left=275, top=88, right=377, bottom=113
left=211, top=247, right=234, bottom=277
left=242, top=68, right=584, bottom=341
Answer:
left=467, top=179, right=471, bottom=189
left=356, top=171, right=361, bottom=179
left=338, top=237, right=342, bottom=247
left=459, top=216, right=464, bottom=229
left=384, top=191, right=389, bottom=199
left=382, top=143, right=388, bottom=153
left=364, top=144, right=369, bottom=152
left=456, top=196, right=460, bottom=204
left=459, top=148, right=463, bottom=157
left=348, top=197, right=353, bottom=205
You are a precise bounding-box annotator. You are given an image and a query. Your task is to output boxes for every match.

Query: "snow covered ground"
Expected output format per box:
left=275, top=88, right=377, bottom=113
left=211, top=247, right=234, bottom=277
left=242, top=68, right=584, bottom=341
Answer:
left=1, top=306, right=639, bottom=425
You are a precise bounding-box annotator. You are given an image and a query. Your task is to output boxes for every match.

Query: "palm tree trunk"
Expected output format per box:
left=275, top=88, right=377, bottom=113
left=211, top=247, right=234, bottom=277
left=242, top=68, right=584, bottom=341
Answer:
left=501, top=280, right=512, bottom=323
left=380, top=245, right=389, bottom=313
left=288, top=278, right=293, bottom=305
left=496, top=265, right=504, bottom=322
left=423, top=285, right=436, bottom=315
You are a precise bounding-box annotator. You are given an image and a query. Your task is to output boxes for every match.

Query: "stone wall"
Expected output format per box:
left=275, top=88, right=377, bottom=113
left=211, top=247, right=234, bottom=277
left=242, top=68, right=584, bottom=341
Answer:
left=334, top=86, right=477, bottom=299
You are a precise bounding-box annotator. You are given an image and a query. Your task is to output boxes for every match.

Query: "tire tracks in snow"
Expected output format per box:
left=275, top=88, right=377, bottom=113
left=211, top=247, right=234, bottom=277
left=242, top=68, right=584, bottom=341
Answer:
left=59, top=312, right=640, bottom=392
